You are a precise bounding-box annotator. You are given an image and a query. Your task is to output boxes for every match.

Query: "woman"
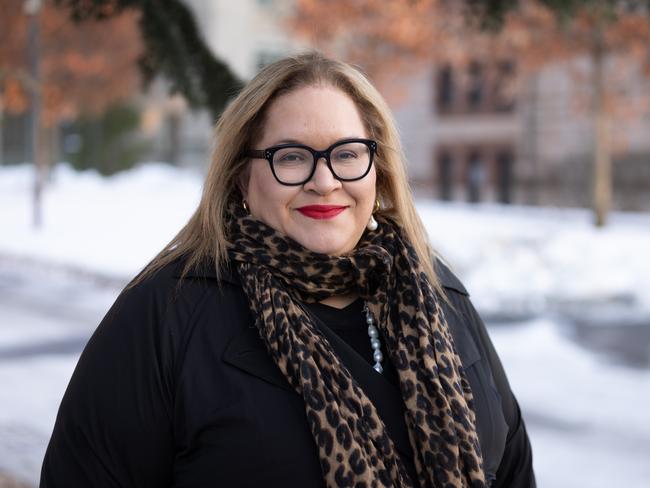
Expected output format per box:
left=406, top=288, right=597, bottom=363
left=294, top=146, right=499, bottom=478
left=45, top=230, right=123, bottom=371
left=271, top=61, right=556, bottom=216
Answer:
left=41, top=52, right=535, bottom=488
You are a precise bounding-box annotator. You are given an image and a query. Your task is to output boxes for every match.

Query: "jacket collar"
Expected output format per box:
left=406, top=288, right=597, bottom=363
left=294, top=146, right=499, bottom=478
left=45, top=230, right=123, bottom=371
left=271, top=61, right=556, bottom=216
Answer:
left=173, top=256, right=470, bottom=296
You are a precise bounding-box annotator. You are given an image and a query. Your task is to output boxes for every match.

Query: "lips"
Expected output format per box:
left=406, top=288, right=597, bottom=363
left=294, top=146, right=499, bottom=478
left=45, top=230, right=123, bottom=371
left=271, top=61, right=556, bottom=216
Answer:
left=296, top=205, right=348, bottom=220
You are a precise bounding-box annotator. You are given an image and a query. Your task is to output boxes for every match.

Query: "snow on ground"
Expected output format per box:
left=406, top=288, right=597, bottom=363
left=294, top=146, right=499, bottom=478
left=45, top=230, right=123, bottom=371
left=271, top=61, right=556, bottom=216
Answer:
left=0, top=163, right=202, bottom=278
left=490, top=319, right=650, bottom=488
left=1, top=162, right=650, bottom=487
left=0, top=355, right=79, bottom=484
left=418, top=202, right=650, bottom=318
left=2, top=162, right=650, bottom=314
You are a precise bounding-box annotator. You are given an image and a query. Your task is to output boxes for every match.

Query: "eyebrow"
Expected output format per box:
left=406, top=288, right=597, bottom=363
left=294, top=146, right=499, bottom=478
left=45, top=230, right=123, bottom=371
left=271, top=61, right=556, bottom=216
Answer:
left=271, top=139, right=303, bottom=146
left=269, top=137, right=365, bottom=147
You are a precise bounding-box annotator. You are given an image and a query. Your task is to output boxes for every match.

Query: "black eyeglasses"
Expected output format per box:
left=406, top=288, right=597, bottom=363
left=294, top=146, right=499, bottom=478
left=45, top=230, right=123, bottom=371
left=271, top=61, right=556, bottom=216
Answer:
left=244, top=138, right=377, bottom=186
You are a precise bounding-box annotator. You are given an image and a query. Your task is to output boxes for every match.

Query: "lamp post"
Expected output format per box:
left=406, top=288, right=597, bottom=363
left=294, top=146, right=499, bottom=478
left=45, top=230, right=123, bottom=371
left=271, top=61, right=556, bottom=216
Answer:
left=24, top=0, right=42, bottom=228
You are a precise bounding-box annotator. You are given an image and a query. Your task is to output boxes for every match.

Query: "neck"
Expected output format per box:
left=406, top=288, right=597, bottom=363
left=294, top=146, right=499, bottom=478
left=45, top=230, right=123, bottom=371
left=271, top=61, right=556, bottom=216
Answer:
left=319, top=293, right=359, bottom=309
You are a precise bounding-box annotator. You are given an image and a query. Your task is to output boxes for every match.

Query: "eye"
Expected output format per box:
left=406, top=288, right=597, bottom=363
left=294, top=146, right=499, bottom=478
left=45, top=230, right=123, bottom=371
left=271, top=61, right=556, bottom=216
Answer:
left=332, top=143, right=365, bottom=162
left=336, top=150, right=358, bottom=160
left=279, top=153, right=306, bottom=162
left=273, top=148, right=310, bottom=165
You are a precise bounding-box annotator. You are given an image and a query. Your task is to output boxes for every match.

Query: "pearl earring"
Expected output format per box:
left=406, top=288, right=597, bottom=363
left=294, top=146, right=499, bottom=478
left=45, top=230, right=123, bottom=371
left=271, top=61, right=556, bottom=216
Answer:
left=367, top=215, right=378, bottom=231
left=367, top=199, right=380, bottom=231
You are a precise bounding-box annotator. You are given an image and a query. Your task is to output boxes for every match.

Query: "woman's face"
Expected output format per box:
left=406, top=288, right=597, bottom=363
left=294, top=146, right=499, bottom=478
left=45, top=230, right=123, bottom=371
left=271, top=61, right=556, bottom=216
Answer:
left=242, top=85, right=377, bottom=256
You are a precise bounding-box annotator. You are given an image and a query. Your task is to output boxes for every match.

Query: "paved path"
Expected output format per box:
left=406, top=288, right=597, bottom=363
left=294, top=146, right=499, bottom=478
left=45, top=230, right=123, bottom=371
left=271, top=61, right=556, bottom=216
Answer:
left=0, top=258, right=122, bottom=487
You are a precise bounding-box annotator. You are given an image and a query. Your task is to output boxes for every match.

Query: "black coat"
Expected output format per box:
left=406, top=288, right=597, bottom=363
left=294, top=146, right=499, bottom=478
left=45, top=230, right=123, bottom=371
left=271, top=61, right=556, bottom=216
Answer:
left=40, top=258, right=535, bottom=488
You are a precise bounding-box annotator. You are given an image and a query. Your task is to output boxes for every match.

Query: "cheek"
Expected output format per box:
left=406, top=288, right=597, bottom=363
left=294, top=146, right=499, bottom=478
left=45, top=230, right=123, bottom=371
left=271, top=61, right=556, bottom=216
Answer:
left=246, top=167, right=297, bottom=225
left=354, top=170, right=377, bottom=213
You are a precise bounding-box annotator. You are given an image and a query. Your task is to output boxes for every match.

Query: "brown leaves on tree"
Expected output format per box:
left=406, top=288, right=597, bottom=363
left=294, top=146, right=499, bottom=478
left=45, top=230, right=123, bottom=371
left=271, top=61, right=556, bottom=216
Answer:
left=0, top=0, right=142, bottom=126
left=290, top=0, right=650, bottom=108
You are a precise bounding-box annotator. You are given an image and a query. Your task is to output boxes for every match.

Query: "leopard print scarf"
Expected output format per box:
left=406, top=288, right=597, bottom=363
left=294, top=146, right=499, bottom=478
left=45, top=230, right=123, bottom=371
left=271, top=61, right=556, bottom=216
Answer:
left=227, top=206, right=486, bottom=488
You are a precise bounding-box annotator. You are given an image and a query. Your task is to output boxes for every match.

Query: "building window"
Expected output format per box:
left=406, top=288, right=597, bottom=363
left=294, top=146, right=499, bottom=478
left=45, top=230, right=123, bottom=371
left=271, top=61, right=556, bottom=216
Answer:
left=434, top=59, right=515, bottom=115
left=493, top=61, right=516, bottom=112
left=466, top=61, right=484, bottom=110
left=466, top=150, right=486, bottom=203
left=434, top=144, right=515, bottom=203
left=436, top=64, right=454, bottom=114
left=436, top=149, right=454, bottom=201
left=496, top=149, right=514, bottom=203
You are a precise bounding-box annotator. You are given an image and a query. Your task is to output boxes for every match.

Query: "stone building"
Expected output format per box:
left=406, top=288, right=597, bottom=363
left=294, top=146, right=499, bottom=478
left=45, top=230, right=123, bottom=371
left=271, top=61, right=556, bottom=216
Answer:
left=393, top=59, right=650, bottom=211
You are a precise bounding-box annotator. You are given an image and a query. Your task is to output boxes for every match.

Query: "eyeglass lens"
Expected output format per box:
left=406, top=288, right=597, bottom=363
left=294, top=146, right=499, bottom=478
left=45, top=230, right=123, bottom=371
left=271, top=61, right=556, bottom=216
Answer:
left=272, top=141, right=371, bottom=184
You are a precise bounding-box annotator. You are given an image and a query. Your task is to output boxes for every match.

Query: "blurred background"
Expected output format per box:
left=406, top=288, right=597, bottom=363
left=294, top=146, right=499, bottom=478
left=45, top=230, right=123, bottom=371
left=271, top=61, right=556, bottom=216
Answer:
left=1, top=0, right=650, bottom=486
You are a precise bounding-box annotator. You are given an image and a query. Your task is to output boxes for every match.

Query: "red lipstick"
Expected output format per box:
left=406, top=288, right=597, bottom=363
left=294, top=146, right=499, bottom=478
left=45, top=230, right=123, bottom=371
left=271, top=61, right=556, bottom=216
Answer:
left=296, top=205, right=347, bottom=220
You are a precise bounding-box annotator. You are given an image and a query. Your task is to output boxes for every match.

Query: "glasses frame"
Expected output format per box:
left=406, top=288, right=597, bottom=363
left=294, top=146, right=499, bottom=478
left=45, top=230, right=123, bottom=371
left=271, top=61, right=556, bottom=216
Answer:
left=244, top=138, right=378, bottom=186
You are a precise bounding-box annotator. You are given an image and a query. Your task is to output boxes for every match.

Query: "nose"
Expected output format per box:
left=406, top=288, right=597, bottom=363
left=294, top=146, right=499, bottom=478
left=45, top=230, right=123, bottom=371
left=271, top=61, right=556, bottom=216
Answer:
left=303, top=157, right=341, bottom=194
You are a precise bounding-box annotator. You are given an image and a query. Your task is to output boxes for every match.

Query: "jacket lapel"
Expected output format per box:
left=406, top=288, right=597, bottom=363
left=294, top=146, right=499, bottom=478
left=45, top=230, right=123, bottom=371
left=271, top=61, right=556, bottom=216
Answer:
left=177, top=261, right=294, bottom=394
left=222, top=319, right=298, bottom=395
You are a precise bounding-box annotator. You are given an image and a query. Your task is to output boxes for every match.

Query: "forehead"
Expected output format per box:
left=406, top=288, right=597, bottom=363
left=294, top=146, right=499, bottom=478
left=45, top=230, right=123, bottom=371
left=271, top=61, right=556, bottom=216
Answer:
left=258, top=85, right=368, bottom=146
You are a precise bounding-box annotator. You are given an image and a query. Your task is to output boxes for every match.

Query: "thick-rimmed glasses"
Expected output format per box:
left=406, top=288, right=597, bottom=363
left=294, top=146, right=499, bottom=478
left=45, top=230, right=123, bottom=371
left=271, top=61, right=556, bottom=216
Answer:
left=244, top=138, right=377, bottom=186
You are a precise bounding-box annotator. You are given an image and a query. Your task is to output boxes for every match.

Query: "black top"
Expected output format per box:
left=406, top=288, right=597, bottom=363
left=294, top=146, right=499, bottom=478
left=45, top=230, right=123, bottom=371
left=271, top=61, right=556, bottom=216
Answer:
left=304, top=299, right=419, bottom=484
left=40, top=259, right=535, bottom=488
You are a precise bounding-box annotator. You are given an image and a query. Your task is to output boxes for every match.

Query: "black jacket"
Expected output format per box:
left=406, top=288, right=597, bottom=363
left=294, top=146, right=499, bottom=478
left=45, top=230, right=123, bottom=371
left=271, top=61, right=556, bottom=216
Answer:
left=40, top=258, right=535, bottom=488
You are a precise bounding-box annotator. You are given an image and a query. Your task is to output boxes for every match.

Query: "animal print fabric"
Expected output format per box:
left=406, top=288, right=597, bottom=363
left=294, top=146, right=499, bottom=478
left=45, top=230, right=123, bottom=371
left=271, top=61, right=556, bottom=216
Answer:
left=227, top=205, right=486, bottom=488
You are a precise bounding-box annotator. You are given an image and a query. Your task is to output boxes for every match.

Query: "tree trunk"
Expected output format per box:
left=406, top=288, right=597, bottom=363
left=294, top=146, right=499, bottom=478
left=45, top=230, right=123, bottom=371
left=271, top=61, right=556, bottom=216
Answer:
left=525, top=73, right=540, bottom=206
left=0, top=103, right=4, bottom=166
left=39, top=121, right=54, bottom=178
left=48, top=122, right=60, bottom=169
left=592, top=21, right=611, bottom=227
left=27, top=4, right=44, bottom=229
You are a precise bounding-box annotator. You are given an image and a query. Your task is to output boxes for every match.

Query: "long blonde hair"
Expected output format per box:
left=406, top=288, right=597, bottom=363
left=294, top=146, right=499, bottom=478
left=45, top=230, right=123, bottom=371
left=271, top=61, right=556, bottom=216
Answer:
left=130, top=51, right=444, bottom=297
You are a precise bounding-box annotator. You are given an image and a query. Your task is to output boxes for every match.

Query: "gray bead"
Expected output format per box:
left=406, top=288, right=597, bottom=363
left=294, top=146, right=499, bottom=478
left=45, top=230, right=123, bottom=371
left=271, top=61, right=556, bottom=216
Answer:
left=373, top=350, right=383, bottom=362
left=373, top=363, right=383, bottom=374
left=370, top=338, right=381, bottom=349
left=366, top=315, right=374, bottom=325
left=367, top=325, right=379, bottom=338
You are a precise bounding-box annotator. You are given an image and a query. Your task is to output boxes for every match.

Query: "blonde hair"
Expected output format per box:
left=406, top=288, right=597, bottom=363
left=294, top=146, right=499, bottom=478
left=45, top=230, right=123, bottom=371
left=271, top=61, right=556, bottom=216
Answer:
left=130, top=51, right=445, bottom=297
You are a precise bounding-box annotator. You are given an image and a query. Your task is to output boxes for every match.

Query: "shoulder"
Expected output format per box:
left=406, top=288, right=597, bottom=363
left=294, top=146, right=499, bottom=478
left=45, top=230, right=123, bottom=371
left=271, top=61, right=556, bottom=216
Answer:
left=118, top=257, right=243, bottom=312
left=433, top=257, right=470, bottom=297
left=102, top=258, right=247, bottom=347
left=78, top=258, right=251, bottom=398
left=431, top=257, right=483, bottom=363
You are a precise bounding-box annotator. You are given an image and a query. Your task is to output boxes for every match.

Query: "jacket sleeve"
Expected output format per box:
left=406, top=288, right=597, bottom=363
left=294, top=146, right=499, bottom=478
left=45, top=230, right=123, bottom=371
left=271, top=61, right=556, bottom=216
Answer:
left=40, top=278, right=177, bottom=487
left=464, top=297, right=536, bottom=488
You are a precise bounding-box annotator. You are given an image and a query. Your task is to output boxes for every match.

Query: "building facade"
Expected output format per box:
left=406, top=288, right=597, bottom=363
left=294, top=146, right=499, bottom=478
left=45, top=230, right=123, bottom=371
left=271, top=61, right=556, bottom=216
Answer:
left=393, top=58, right=650, bottom=211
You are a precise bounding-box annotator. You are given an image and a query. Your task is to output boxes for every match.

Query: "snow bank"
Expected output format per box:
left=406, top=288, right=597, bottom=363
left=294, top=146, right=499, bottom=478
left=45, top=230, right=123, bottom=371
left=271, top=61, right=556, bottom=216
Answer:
left=0, top=163, right=202, bottom=278
left=2, top=162, right=650, bottom=315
